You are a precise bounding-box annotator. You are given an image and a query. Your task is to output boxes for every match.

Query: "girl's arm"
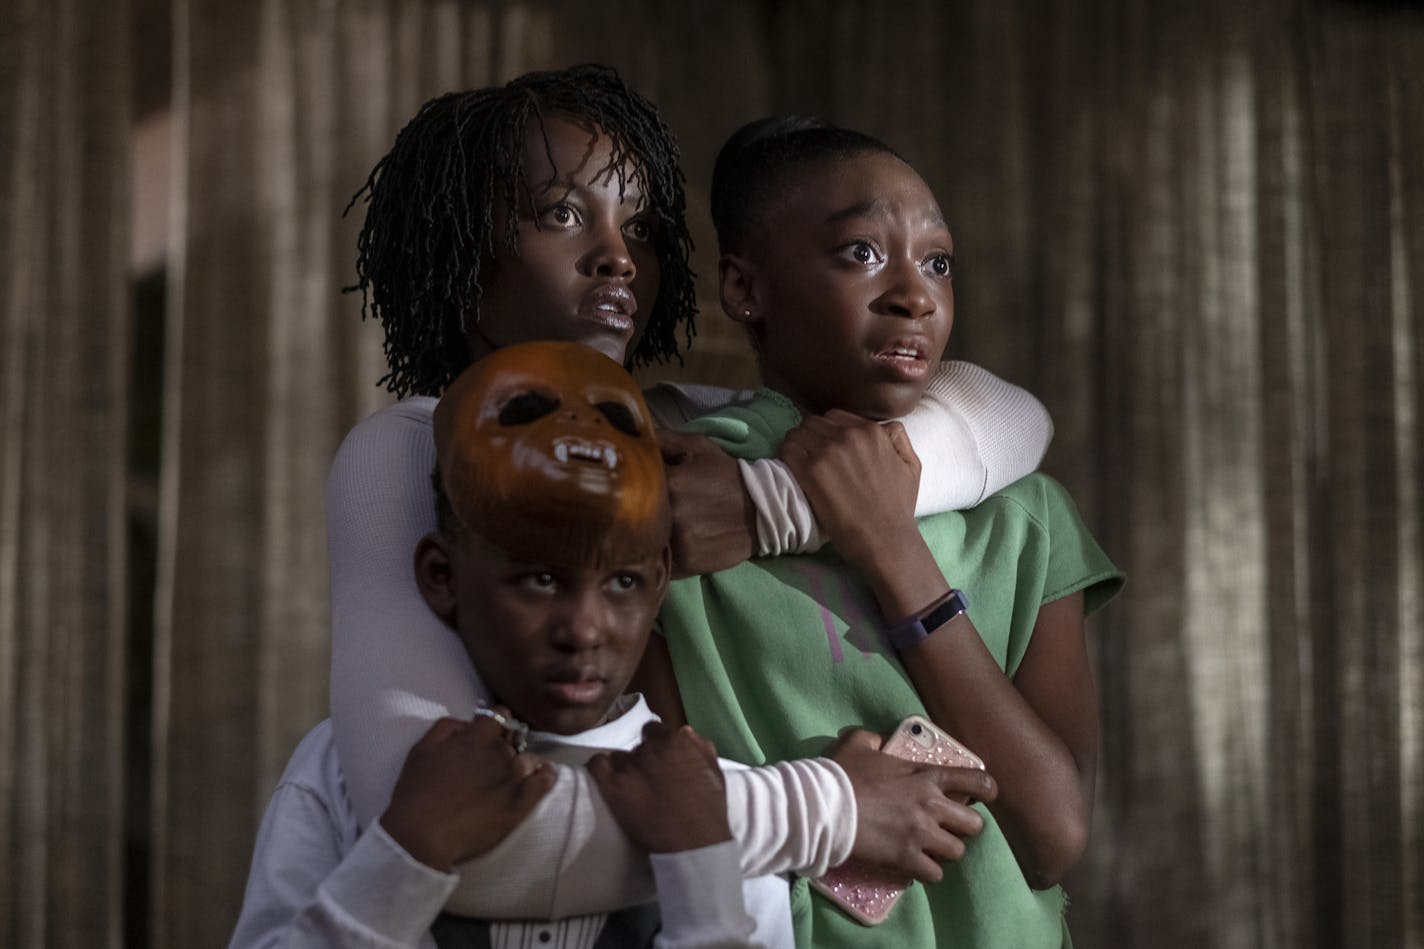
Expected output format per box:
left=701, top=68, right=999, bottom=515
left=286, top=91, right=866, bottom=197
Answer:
left=780, top=412, right=1094, bottom=889
left=651, top=363, right=1052, bottom=571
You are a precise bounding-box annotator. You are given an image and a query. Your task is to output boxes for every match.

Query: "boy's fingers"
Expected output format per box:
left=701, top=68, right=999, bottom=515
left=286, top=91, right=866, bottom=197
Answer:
left=924, top=765, right=997, bottom=804
left=829, top=726, right=884, bottom=754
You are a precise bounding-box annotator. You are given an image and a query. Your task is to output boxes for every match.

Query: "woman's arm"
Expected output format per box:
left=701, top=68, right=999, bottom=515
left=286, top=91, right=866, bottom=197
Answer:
left=780, top=411, right=1093, bottom=888
left=902, top=361, right=1053, bottom=513
left=654, top=363, right=1052, bottom=572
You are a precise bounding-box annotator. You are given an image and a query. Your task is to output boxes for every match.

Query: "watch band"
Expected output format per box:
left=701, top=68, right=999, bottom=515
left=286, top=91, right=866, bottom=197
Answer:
left=885, top=589, right=970, bottom=651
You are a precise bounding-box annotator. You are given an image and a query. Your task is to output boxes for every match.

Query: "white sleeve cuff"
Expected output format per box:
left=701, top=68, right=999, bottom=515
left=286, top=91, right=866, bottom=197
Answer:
left=722, top=757, right=856, bottom=878
left=321, top=822, right=458, bottom=946
left=738, top=458, right=826, bottom=556
left=649, top=841, right=754, bottom=944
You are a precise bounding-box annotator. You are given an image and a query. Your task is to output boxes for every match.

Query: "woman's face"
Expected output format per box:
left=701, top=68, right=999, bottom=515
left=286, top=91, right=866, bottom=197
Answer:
left=470, top=116, right=663, bottom=364
left=736, top=151, right=954, bottom=420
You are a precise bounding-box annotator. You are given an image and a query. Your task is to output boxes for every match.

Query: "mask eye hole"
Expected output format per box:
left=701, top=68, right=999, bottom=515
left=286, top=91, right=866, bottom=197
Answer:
left=595, top=401, right=641, bottom=437
left=498, top=391, right=561, bottom=426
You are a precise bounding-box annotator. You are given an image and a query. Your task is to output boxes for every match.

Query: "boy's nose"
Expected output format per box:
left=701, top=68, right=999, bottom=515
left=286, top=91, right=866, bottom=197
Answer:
left=550, top=592, right=609, bottom=650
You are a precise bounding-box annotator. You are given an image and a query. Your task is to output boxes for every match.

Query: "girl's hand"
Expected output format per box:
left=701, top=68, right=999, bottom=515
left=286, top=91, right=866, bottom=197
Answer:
left=827, top=728, right=996, bottom=882
left=380, top=711, right=555, bottom=871
left=589, top=721, right=732, bottom=853
left=778, top=410, right=922, bottom=571
left=658, top=430, right=756, bottom=577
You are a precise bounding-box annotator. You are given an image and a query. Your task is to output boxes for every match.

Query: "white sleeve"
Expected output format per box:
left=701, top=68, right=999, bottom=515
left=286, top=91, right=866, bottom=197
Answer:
left=228, top=785, right=453, bottom=949
left=445, top=756, right=854, bottom=920
left=741, top=361, right=1054, bottom=554
left=721, top=758, right=856, bottom=878
left=900, top=360, right=1053, bottom=514
left=327, top=399, right=485, bottom=827
left=649, top=843, right=765, bottom=949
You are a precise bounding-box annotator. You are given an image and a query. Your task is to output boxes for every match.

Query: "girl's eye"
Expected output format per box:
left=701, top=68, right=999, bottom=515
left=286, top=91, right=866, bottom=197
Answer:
left=925, top=253, right=955, bottom=278
left=841, top=241, right=882, bottom=265
left=623, top=217, right=653, bottom=243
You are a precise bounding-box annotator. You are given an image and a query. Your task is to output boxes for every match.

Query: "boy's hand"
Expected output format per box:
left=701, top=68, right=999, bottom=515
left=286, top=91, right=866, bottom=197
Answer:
left=827, top=728, right=996, bottom=883
left=658, top=430, right=756, bottom=577
left=380, top=711, right=556, bottom=872
left=778, top=410, right=921, bottom=569
left=588, top=721, right=733, bottom=853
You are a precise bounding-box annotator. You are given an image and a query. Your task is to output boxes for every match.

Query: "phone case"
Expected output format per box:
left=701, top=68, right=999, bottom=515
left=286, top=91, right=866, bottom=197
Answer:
left=809, top=715, right=985, bottom=926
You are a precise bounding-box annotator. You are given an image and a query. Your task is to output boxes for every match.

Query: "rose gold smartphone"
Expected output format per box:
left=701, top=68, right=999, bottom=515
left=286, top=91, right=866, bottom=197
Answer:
left=809, top=715, right=985, bottom=926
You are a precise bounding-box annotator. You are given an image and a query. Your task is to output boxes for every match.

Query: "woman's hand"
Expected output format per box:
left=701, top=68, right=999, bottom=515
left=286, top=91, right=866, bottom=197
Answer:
left=778, top=410, right=921, bottom=570
left=589, top=721, right=732, bottom=853
left=380, top=710, right=556, bottom=871
left=826, top=728, right=995, bottom=882
left=658, top=430, right=756, bottom=577
left=781, top=411, right=949, bottom=619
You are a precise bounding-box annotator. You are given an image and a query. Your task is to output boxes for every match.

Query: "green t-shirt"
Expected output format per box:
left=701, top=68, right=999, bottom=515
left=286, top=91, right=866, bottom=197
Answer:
left=661, top=389, right=1124, bottom=949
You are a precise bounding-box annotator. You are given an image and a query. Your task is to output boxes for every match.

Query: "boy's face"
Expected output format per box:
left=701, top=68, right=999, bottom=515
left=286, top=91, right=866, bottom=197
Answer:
left=420, top=342, right=672, bottom=734
left=737, top=151, right=954, bottom=420
left=471, top=115, right=662, bottom=365
left=437, top=529, right=668, bottom=735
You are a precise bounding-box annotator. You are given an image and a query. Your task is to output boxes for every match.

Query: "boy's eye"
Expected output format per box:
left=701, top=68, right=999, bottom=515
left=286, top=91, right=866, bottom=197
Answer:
left=607, top=572, right=641, bottom=592
left=521, top=572, right=557, bottom=592
left=499, top=391, right=561, bottom=426
left=595, top=401, right=641, bottom=436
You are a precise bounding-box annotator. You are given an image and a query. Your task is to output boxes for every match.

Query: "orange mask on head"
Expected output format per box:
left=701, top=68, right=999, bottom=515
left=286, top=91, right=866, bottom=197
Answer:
left=434, top=341, right=670, bottom=568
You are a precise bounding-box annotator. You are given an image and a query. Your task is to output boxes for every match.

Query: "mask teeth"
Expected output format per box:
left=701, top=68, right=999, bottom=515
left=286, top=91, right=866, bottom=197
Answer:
left=554, top=438, right=619, bottom=469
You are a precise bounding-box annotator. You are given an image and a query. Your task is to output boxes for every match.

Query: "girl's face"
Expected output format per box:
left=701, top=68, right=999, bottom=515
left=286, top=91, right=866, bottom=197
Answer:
left=471, top=116, right=663, bottom=364
left=729, top=151, right=954, bottom=420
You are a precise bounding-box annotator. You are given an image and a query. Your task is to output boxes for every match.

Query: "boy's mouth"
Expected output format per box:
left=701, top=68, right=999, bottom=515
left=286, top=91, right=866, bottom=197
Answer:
left=544, top=667, right=606, bottom=705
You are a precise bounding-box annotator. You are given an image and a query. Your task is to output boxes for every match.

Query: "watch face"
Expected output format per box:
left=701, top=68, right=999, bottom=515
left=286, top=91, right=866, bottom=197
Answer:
left=887, top=590, right=968, bottom=651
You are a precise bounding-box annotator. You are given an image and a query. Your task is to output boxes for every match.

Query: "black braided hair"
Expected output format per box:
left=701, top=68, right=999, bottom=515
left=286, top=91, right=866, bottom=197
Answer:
left=709, top=115, right=901, bottom=255
left=346, top=64, right=696, bottom=398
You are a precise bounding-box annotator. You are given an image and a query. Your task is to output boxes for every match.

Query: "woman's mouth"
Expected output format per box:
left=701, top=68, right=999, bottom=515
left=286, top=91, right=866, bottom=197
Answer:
left=580, top=285, right=637, bottom=333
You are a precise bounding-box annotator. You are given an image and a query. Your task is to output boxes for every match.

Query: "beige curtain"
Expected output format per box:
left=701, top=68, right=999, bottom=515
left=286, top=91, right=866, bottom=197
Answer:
left=2, top=1, right=1421, bottom=947
left=0, top=0, right=131, bottom=947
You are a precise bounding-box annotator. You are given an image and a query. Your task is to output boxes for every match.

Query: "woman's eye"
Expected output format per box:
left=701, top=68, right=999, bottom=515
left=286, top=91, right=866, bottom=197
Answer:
left=623, top=217, right=653, bottom=242
left=595, top=401, right=641, bottom=436
left=539, top=204, right=578, bottom=227
left=925, top=253, right=955, bottom=277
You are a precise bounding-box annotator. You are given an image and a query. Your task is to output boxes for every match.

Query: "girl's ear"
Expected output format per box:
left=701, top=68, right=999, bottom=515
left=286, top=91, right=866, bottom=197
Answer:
left=718, top=254, right=762, bottom=327
left=413, top=533, right=458, bottom=626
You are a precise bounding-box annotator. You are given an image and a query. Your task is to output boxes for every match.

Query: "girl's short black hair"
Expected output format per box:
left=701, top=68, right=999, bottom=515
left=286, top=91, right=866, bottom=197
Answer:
left=709, top=115, right=901, bottom=255
left=348, top=64, right=696, bottom=398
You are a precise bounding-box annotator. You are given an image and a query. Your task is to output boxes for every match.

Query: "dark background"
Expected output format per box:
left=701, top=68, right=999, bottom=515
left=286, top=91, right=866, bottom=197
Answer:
left=3, top=1, right=1422, bottom=946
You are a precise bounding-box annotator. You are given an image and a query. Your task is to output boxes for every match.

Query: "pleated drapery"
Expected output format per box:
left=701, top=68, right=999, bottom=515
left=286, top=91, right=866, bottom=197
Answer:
left=3, top=2, right=1422, bottom=947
